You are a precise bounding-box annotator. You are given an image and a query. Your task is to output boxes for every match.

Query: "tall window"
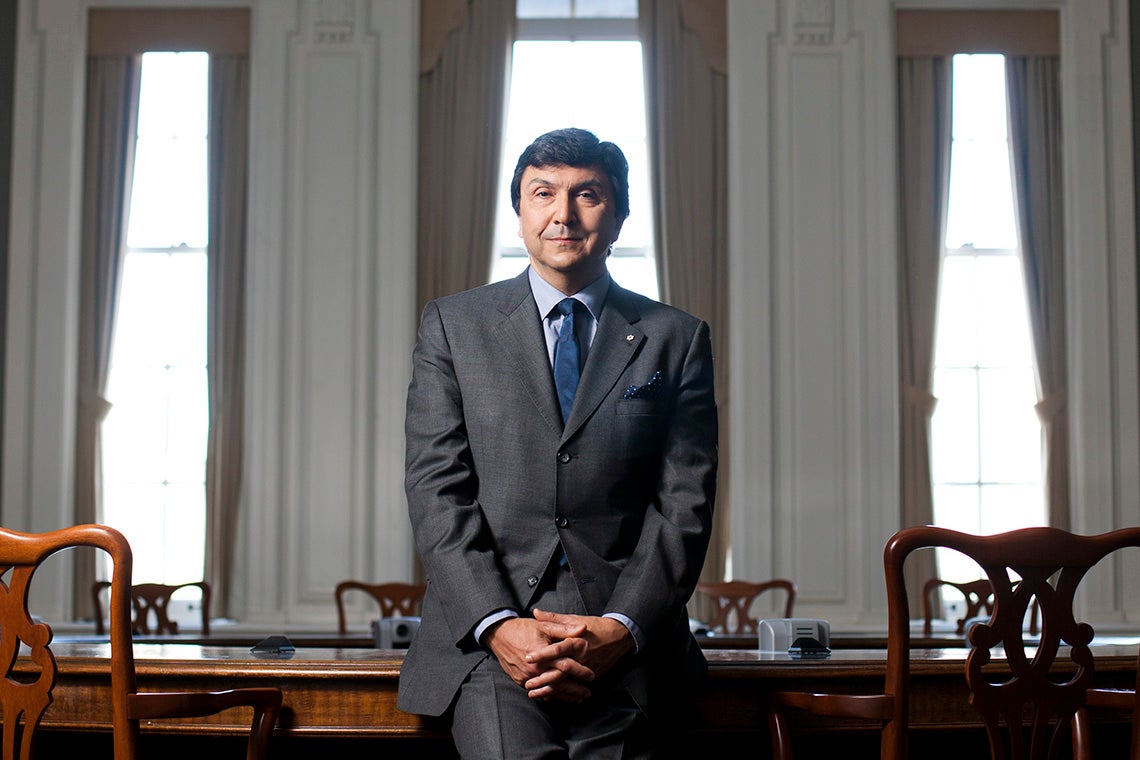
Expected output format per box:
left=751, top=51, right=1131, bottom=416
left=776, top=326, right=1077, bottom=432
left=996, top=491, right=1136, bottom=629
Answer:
left=490, top=0, right=658, bottom=299
left=101, top=51, right=209, bottom=586
left=930, top=54, right=1046, bottom=587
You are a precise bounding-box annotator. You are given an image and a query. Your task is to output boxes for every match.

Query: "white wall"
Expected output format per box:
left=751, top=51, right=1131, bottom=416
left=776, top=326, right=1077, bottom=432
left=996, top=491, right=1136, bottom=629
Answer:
left=6, top=0, right=1138, bottom=629
left=727, top=0, right=1139, bottom=628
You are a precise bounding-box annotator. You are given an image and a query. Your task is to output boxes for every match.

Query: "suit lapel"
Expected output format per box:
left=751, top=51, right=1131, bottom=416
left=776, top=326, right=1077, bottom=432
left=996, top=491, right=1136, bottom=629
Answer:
left=494, top=271, right=563, bottom=434
left=562, top=283, right=644, bottom=441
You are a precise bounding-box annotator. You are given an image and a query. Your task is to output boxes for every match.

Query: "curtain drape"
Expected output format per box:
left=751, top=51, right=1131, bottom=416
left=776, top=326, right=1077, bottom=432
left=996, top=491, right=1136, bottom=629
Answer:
left=204, top=55, right=250, bottom=617
left=414, top=0, right=513, bottom=583
left=417, top=0, right=514, bottom=318
left=639, top=0, right=728, bottom=593
left=896, top=56, right=952, bottom=605
left=1005, top=56, right=1068, bottom=530
left=75, top=55, right=142, bottom=617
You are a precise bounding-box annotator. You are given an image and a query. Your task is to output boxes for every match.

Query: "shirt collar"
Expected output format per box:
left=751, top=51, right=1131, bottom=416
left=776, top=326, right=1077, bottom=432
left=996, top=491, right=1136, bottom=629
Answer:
left=528, top=267, right=610, bottom=322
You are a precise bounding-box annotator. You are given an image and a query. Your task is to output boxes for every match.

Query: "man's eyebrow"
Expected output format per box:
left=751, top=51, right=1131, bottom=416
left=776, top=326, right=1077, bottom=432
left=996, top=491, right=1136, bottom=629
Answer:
left=525, top=177, right=607, bottom=192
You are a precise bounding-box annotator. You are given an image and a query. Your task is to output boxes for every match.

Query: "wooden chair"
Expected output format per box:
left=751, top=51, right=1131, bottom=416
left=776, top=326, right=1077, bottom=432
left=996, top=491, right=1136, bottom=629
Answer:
left=334, top=580, right=426, bottom=635
left=923, top=577, right=1041, bottom=637
left=921, top=577, right=995, bottom=635
left=92, top=579, right=212, bottom=635
left=766, top=525, right=1140, bottom=759
left=695, top=579, right=796, bottom=636
left=0, top=524, right=281, bottom=759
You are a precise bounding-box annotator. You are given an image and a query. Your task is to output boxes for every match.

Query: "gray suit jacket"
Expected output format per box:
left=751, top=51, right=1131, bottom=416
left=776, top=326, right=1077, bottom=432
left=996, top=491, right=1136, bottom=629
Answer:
left=398, top=270, right=718, bottom=720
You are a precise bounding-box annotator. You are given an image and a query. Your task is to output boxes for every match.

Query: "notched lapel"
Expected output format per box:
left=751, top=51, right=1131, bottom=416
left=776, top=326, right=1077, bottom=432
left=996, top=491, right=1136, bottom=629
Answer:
left=494, top=280, right=563, bottom=434
left=562, top=287, right=644, bottom=440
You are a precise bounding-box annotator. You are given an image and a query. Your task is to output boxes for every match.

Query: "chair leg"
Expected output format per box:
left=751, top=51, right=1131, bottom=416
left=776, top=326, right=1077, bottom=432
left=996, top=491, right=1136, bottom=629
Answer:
left=767, top=710, right=794, bottom=760
left=1071, top=709, right=1092, bottom=760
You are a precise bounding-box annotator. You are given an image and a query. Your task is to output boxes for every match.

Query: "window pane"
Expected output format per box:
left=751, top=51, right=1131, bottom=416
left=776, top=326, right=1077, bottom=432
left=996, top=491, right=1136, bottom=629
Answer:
left=517, top=0, right=571, bottom=17
left=945, top=54, right=1018, bottom=250
left=931, top=367, right=979, bottom=483
left=103, top=367, right=168, bottom=481
left=490, top=254, right=530, bottom=284
left=979, top=484, right=1046, bottom=534
left=606, top=255, right=658, bottom=301
left=112, top=252, right=207, bottom=368
left=978, top=366, right=1042, bottom=482
left=127, top=51, right=209, bottom=249
left=517, top=0, right=635, bottom=18
left=574, top=0, right=636, bottom=18
left=103, top=52, right=209, bottom=587
left=136, top=52, right=208, bottom=139
left=945, top=139, right=1018, bottom=249
left=127, top=137, right=208, bottom=248
left=975, top=255, right=1032, bottom=366
left=934, top=256, right=978, bottom=367
left=951, top=54, right=1007, bottom=142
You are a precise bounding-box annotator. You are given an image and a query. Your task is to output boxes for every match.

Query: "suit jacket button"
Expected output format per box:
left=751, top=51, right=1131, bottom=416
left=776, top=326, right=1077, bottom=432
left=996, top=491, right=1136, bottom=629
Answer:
left=557, top=451, right=571, bottom=464
left=556, top=516, right=569, bottom=528
left=527, top=575, right=539, bottom=587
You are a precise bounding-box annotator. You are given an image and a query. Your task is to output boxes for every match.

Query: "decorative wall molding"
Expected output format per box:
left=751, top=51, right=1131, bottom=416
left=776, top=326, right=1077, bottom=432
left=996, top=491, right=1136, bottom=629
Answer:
left=313, top=0, right=356, bottom=45
left=793, top=0, right=835, bottom=46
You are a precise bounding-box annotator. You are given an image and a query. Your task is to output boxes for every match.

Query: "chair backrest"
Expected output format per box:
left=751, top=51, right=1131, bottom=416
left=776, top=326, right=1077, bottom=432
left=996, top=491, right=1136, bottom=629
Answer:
left=883, top=526, right=1140, bottom=759
left=695, top=579, right=796, bottom=635
left=92, top=580, right=212, bottom=636
left=922, top=576, right=1041, bottom=638
left=921, top=577, right=996, bottom=635
left=1, top=524, right=280, bottom=760
left=0, top=524, right=138, bottom=758
left=334, top=580, right=426, bottom=635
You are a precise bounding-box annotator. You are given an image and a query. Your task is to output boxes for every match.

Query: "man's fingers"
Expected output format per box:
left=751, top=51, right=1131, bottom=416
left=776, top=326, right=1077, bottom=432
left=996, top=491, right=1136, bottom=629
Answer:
left=528, top=680, right=592, bottom=703
left=523, top=659, right=595, bottom=690
left=525, top=636, right=588, bottom=665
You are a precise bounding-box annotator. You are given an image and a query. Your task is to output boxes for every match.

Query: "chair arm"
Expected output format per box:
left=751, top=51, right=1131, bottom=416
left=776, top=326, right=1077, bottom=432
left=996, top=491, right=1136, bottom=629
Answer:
left=769, top=691, right=895, bottom=721
left=127, top=687, right=283, bottom=720
left=1084, top=687, right=1136, bottom=710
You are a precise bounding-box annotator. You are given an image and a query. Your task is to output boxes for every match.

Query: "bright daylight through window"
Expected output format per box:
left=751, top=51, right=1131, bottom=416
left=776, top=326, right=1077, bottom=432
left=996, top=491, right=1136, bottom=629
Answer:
left=491, top=0, right=657, bottom=299
left=930, top=54, right=1046, bottom=593
left=101, top=51, right=209, bottom=589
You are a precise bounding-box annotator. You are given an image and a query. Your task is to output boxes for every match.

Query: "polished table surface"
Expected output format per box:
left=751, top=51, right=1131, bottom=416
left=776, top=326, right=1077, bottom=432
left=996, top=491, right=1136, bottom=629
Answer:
left=24, top=640, right=1140, bottom=740
left=54, top=628, right=972, bottom=650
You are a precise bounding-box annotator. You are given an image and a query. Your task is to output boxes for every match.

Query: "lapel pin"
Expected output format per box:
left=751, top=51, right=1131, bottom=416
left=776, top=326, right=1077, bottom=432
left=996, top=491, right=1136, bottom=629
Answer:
left=625, top=334, right=634, bottom=342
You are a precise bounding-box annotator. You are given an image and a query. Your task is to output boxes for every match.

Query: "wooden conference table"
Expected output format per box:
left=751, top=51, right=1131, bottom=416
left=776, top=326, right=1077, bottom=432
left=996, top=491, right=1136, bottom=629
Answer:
left=23, top=638, right=1140, bottom=755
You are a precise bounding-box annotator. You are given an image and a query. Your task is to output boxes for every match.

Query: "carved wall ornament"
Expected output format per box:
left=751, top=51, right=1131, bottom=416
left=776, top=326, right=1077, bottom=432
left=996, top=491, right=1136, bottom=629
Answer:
left=314, top=0, right=356, bottom=45
left=793, top=0, right=834, bottom=47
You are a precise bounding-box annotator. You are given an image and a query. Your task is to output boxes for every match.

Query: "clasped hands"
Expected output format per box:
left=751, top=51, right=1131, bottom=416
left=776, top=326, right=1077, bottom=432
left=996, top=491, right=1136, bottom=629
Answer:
left=485, top=608, right=634, bottom=704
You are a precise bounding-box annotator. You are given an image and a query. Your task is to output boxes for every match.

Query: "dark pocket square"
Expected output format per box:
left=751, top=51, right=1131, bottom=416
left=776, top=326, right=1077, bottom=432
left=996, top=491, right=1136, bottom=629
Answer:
left=623, top=371, right=663, bottom=399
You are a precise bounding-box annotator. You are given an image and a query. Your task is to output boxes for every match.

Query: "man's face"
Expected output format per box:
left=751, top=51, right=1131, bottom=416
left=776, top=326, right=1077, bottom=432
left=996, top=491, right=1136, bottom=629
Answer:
left=517, top=163, right=623, bottom=295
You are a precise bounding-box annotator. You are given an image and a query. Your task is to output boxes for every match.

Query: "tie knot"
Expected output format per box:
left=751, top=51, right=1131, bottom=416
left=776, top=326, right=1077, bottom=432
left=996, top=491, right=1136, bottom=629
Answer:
left=556, top=298, right=577, bottom=318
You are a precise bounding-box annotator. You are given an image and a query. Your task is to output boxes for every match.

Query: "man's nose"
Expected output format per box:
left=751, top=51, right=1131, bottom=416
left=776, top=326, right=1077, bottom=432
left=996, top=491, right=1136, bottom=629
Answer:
left=552, top=194, right=576, bottom=224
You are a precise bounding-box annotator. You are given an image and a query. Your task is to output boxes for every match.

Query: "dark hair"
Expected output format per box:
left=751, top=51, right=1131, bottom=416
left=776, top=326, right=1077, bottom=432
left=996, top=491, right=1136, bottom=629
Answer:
left=510, top=128, right=630, bottom=221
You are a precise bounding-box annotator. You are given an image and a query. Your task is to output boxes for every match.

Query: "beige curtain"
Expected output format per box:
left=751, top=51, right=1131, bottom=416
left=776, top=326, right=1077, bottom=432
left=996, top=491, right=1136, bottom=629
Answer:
left=897, top=56, right=952, bottom=604
left=75, top=55, right=142, bottom=617
left=414, top=0, right=512, bottom=583
left=417, top=0, right=514, bottom=316
left=204, top=55, right=250, bottom=617
left=1005, top=56, right=1068, bottom=530
left=639, top=0, right=728, bottom=594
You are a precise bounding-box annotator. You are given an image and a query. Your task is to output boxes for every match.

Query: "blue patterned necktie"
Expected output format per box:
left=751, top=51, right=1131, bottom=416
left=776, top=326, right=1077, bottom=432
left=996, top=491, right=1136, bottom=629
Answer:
left=552, top=298, right=581, bottom=426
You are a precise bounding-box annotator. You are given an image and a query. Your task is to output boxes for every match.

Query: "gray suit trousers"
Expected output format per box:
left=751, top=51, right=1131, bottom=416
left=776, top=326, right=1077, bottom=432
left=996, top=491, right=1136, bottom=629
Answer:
left=449, top=561, right=659, bottom=760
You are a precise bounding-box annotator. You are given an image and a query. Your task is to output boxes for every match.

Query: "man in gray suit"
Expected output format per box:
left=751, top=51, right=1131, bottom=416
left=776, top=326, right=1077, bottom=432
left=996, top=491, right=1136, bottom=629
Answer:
left=399, top=128, right=718, bottom=759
